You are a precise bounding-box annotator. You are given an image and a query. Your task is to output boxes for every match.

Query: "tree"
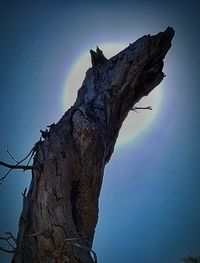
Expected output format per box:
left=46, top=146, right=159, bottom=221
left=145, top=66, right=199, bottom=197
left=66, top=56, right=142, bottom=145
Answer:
left=0, top=27, right=174, bottom=263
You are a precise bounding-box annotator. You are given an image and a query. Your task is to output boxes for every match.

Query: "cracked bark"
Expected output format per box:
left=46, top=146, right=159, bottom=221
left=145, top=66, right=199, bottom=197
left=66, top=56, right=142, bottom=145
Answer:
left=11, top=27, right=174, bottom=263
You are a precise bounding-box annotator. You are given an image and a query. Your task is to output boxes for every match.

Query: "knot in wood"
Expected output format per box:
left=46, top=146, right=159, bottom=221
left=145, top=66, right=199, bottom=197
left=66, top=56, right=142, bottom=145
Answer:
left=72, top=111, right=93, bottom=153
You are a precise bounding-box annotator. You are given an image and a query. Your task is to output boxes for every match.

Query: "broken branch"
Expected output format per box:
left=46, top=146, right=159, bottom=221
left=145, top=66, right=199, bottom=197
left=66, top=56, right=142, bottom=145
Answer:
left=0, top=161, right=35, bottom=170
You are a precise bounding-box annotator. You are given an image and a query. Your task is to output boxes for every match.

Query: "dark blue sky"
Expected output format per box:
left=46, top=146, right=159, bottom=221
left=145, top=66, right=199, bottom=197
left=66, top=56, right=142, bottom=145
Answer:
left=0, top=1, right=200, bottom=262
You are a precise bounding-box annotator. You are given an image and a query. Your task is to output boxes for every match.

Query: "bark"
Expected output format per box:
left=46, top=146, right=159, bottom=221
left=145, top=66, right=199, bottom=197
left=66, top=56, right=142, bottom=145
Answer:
left=11, top=27, right=174, bottom=263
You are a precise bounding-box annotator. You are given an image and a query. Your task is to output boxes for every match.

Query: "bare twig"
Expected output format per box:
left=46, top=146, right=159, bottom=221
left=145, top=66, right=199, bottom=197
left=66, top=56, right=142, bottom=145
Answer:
left=5, top=231, right=17, bottom=244
left=0, top=162, right=39, bottom=185
left=65, top=238, right=98, bottom=263
left=22, top=187, right=27, bottom=198
left=0, top=168, right=13, bottom=186
left=132, top=106, right=152, bottom=113
left=0, top=141, right=42, bottom=185
left=0, top=161, right=35, bottom=170
left=0, top=231, right=17, bottom=254
left=6, top=145, right=18, bottom=163
left=14, top=147, right=35, bottom=165
left=26, top=155, right=33, bottom=166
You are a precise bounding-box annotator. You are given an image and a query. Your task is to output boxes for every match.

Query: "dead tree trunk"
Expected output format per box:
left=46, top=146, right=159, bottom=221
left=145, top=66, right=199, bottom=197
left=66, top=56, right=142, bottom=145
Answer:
left=11, top=27, right=174, bottom=263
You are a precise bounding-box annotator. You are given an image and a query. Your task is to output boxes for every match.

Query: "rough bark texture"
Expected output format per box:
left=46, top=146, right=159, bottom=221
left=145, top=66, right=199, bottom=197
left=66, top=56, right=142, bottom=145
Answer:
left=12, top=27, right=174, bottom=263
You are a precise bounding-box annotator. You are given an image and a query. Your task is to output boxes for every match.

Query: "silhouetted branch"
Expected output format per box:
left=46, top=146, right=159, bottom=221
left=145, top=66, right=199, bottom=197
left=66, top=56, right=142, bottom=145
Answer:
left=0, top=161, right=35, bottom=170
left=6, top=145, right=18, bottom=163
left=0, top=231, right=17, bottom=254
left=5, top=231, right=17, bottom=244
left=132, top=106, right=152, bottom=113
left=64, top=238, right=98, bottom=263
left=0, top=141, right=42, bottom=185
left=21, top=187, right=27, bottom=198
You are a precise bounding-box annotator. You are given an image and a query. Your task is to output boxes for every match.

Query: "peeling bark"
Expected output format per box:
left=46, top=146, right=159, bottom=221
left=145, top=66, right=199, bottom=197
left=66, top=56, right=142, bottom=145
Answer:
left=11, top=27, right=174, bottom=263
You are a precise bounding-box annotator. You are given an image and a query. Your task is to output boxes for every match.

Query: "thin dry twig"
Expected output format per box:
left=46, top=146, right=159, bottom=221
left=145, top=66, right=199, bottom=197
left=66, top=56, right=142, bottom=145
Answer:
left=132, top=106, right=152, bottom=113
left=21, top=187, right=27, bottom=198
left=0, top=231, right=17, bottom=254
left=64, top=238, right=98, bottom=263
left=5, top=231, right=17, bottom=244
left=0, top=161, right=35, bottom=170
left=0, top=142, right=41, bottom=185
left=6, top=145, right=18, bottom=163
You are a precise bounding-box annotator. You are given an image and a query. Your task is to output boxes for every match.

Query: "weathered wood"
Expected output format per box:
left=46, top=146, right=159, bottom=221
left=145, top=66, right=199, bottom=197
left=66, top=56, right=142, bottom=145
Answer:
left=11, top=27, right=174, bottom=263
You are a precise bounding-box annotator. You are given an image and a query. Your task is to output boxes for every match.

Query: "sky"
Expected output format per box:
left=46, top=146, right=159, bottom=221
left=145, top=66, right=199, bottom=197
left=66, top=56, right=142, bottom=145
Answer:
left=0, top=0, right=200, bottom=262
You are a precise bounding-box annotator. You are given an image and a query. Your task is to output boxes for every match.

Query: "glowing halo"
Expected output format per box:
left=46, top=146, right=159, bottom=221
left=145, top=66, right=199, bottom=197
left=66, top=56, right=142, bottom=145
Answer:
left=62, top=42, right=163, bottom=147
